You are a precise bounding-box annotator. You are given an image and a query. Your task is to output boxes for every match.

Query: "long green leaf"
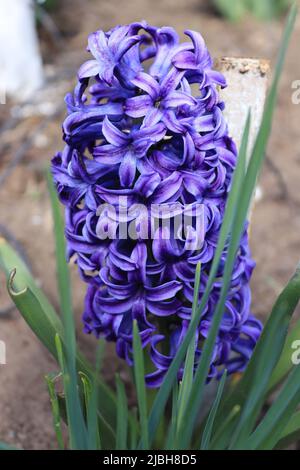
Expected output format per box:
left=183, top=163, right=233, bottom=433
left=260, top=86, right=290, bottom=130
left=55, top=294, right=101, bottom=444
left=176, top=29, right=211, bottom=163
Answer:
left=48, top=170, right=88, bottom=450
left=0, top=238, right=62, bottom=334
left=1, top=260, right=116, bottom=448
left=210, top=405, right=241, bottom=450
left=164, top=384, right=179, bottom=450
left=116, top=375, right=129, bottom=450
left=200, top=371, right=227, bottom=450
left=55, top=334, right=88, bottom=449
left=244, top=364, right=300, bottom=449
left=46, top=169, right=73, bottom=326
left=45, top=373, right=65, bottom=450
left=228, top=263, right=300, bottom=448
left=268, top=317, right=300, bottom=390
left=86, top=343, right=104, bottom=450
left=275, top=410, right=300, bottom=449
left=212, top=258, right=300, bottom=449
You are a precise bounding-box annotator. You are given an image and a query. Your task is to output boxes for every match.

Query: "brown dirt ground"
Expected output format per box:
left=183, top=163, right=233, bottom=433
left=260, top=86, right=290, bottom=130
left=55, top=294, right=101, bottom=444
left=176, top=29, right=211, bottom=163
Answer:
left=0, top=0, right=300, bottom=449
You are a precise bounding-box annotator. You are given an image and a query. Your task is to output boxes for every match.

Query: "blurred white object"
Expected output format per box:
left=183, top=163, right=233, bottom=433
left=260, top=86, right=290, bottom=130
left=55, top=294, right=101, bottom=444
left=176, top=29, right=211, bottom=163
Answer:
left=215, top=58, right=270, bottom=208
left=215, top=57, right=270, bottom=165
left=0, top=340, right=6, bottom=365
left=0, top=0, right=44, bottom=102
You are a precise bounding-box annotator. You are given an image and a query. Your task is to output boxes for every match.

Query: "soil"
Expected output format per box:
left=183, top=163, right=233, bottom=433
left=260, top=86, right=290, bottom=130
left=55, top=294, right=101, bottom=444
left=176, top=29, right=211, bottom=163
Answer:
left=0, top=0, right=300, bottom=449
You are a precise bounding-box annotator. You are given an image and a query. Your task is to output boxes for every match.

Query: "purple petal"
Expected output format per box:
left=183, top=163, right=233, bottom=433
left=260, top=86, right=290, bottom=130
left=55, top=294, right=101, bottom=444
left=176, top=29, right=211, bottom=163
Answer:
left=78, top=60, right=100, bottom=80
left=102, top=117, right=129, bottom=146
left=134, top=172, right=161, bottom=198
left=116, top=35, right=141, bottom=60
left=131, top=72, right=160, bottom=100
left=152, top=227, right=174, bottom=262
left=172, top=50, right=197, bottom=70
left=93, top=144, right=125, bottom=164
left=206, top=69, right=227, bottom=87
left=163, top=91, right=197, bottom=108
left=151, top=171, right=182, bottom=203
left=88, top=31, right=109, bottom=61
left=108, top=25, right=131, bottom=54
left=145, top=280, right=182, bottom=301
left=147, top=298, right=181, bottom=316
left=160, top=67, right=185, bottom=97
left=184, top=30, right=210, bottom=66
left=125, top=95, right=153, bottom=118
left=143, top=107, right=163, bottom=127
left=149, top=27, right=179, bottom=78
left=95, top=294, right=134, bottom=314
left=119, top=151, right=137, bottom=187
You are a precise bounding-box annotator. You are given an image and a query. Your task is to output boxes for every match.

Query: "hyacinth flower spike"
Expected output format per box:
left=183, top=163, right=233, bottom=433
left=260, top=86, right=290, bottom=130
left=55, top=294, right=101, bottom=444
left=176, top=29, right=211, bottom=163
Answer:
left=52, top=22, right=262, bottom=387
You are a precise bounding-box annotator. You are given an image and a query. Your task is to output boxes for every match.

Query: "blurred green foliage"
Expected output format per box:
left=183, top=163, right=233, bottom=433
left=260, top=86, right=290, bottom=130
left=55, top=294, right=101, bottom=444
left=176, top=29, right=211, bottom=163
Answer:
left=36, top=0, right=58, bottom=11
left=212, top=0, right=293, bottom=21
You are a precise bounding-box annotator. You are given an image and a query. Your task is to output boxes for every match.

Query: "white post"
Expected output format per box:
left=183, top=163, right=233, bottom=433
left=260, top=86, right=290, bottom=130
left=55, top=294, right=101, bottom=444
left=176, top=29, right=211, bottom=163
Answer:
left=215, top=57, right=270, bottom=164
left=0, top=340, right=6, bottom=365
left=215, top=57, right=270, bottom=213
left=0, top=0, right=44, bottom=102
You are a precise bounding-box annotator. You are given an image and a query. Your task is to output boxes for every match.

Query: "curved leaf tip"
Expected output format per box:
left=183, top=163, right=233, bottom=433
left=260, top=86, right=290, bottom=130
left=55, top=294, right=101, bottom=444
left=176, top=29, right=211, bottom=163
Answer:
left=7, top=268, right=28, bottom=297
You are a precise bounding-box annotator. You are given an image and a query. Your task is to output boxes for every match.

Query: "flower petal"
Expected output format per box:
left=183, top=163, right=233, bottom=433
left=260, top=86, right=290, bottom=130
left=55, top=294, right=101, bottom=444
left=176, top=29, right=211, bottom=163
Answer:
left=163, top=91, right=197, bottom=108
left=145, top=280, right=182, bottom=301
left=78, top=60, right=100, bottom=80
left=131, top=72, right=160, bottom=100
left=125, top=95, right=153, bottom=118
left=119, top=150, right=137, bottom=187
left=102, top=117, right=129, bottom=146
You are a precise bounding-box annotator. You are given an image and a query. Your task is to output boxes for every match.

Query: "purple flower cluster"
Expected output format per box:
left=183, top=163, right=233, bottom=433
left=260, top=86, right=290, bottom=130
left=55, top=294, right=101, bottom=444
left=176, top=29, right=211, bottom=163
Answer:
left=52, top=22, right=262, bottom=387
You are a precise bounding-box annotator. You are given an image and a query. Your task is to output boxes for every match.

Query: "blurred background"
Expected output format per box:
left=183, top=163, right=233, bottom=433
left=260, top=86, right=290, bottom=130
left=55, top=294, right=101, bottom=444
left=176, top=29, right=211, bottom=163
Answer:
left=0, top=0, right=299, bottom=449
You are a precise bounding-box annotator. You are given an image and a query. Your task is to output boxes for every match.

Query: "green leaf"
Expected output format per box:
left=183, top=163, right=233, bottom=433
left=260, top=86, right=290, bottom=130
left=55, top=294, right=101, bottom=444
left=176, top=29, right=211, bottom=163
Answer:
left=6, top=269, right=60, bottom=358
left=213, top=271, right=300, bottom=450
left=213, top=0, right=248, bottom=21
left=133, top=321, right=149, bottom=449
left=45, top=373, right=65, bottom=450
left=268, top=317, right=300, bottom=390
left=244, top=364, right=300, bottom=449
left=48, top=171, right=89, bottom=450
left=228, top=263, right=300, bottom=448
left=87, top=340, right=105, bottom=450
left=0, top=237, right=62, bottom=335
left=79, top=370, right=107, bottom=449
left=0, top=259, right=117, bottom=448
left=164, top=384, right=179, bottom=450
left=129, top=408, right=138, bottom=450
left=275, top=410, right=300, bottom=449
left=176, top=263, right=201, bottom=434
left=46, top=169, right=73, bottom=327
left=210, top=405, right=241, bottom=450
left=47, top=168, right=127, bottom=447
left=116, top=375, right=129, bottom=450
left=200, top=371, right=227, bottom=450
left=55, top=334, right=88, bottom=449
